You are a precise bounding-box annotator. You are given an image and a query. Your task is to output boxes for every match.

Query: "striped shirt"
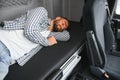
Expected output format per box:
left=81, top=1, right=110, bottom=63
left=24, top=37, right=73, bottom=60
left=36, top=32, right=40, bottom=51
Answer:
left=3, top=7, right=51, bottom=46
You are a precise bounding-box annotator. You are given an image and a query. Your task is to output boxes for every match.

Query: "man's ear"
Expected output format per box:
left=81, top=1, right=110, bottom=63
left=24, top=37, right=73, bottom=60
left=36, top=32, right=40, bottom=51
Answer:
left=56, top=16, right=61, bottom=20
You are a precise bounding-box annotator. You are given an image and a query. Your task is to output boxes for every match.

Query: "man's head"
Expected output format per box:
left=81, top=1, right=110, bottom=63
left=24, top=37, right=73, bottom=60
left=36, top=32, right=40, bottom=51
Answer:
left=53, top=17, right=69, bottom=32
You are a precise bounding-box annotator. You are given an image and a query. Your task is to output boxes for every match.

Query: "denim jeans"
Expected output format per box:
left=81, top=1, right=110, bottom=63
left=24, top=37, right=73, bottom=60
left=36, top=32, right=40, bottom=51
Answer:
left=0, top=41, right=11, bottom=80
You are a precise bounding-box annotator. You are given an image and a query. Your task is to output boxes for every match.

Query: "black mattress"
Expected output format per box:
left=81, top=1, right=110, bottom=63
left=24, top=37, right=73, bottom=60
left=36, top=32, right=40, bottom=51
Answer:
left=5, top=21, right=86, bottom=80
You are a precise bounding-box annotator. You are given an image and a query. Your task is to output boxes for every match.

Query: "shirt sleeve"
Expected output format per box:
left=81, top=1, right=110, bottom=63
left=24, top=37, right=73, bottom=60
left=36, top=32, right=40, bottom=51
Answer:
left=3, top=14, right=26, bottom=30
left=24, top=7, right=50, bottom=46
left=49, top=30, right=70, bottom=41
left=24, top=30, right=49, bottom=46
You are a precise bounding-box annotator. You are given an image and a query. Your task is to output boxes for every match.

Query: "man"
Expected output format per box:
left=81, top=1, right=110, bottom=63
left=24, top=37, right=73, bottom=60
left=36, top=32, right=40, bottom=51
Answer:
left=0, top=7, right=70, bottom=80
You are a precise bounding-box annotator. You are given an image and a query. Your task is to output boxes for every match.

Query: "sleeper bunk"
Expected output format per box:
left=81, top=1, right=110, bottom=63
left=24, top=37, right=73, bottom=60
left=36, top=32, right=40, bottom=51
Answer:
left=5, top=21, right=86, bottom=80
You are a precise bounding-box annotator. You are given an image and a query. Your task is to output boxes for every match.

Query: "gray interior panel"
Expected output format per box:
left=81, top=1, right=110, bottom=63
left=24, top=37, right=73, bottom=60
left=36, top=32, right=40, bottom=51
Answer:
left=0, top=0, right=84, bottom=22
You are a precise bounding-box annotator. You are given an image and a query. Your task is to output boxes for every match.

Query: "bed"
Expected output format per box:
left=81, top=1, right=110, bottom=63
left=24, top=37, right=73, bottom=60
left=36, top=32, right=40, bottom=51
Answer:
left=4, top=21, right=86, bottom=80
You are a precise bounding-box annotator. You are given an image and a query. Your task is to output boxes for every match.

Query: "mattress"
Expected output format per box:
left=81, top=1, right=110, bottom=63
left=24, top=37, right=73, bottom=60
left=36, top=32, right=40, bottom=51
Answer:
left=4, top=21, right=86, bottom=80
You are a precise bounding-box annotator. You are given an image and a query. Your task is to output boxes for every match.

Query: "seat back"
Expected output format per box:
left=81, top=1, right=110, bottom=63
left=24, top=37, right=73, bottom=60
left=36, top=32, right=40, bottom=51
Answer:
left=83, top=0, right=115, bottom=67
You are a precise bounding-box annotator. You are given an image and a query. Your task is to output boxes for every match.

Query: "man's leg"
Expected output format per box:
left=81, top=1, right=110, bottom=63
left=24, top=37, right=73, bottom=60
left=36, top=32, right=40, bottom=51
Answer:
left=0, top=41, right=12, bottom=80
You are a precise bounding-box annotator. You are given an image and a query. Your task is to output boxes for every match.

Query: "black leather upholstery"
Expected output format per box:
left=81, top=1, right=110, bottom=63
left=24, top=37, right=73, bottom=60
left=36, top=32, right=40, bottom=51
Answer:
left=83, top=0, right=120, bottom=80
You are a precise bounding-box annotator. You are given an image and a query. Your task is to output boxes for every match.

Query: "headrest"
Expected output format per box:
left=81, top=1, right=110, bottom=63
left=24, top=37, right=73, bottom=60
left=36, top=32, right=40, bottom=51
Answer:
left=83, top=0, right=107, bottom=31
left=0, top=0, right=43, bottom=21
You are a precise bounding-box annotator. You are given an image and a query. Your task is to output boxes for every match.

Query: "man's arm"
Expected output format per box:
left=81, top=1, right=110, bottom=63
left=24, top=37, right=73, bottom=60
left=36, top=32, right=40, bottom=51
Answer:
left=24, top=30, right=49, bottom=46
left=2, top=14, right=26, bottom=30
left=49, top=30, right=70, bottom=41
left=47, top=36, right=57, bottom=46
left=24, top=7, right=52, bottom=46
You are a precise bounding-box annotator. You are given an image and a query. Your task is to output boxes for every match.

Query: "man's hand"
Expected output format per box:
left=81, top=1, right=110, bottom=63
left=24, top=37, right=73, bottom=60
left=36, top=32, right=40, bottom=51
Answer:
left=48, top=20, right=55, bottom=31
left=47, top=36, right=57, bottom=46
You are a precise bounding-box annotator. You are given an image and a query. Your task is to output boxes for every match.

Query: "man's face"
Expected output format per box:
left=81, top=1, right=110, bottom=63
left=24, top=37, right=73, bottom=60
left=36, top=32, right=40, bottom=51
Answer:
left=53, top=17, right=69, bottom=32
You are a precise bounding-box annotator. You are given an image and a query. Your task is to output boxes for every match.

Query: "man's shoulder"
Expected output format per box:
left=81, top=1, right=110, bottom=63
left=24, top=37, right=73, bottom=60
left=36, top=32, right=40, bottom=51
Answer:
left=34, top=7, right=47, bottom=12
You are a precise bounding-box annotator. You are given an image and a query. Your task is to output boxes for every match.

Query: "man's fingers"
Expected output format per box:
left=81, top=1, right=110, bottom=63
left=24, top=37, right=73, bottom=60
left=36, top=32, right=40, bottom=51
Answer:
left=48, top=36, right=57, bottom=46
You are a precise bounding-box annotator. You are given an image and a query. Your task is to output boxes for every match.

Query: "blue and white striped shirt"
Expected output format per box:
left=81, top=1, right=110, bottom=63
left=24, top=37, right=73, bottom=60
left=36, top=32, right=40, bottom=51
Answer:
left=3, top=7, right=51, bottom=46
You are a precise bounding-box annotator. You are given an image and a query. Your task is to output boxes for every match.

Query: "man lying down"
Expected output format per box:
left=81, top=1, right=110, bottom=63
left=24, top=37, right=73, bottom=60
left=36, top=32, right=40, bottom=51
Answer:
left=0, top=7, right=70, bottom=80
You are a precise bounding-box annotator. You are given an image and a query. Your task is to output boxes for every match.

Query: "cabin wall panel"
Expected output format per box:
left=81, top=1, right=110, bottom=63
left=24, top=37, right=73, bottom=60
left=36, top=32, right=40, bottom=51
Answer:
left=43, top=0, right=84, bottom=21
left=0, top=0, right=84, bottom=22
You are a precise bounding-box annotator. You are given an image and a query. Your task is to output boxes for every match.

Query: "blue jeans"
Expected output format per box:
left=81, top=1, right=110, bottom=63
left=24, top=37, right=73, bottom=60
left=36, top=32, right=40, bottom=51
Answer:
left=0, top=41, right=11, bottom=80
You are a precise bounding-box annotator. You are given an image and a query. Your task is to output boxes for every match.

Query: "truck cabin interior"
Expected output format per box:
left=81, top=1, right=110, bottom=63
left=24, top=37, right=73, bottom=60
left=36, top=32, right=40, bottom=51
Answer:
left=0, top=0, right=120, bottom=80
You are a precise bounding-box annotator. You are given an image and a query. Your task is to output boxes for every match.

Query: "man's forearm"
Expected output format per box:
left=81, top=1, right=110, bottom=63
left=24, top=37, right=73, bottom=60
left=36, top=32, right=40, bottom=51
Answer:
left=2, top=14, right=26, bottom=30
left=24, top=30, right=49, bottom=46
left=3, top=21, right=24, bottom=30
left=49, top=30, right=70, bottom=41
